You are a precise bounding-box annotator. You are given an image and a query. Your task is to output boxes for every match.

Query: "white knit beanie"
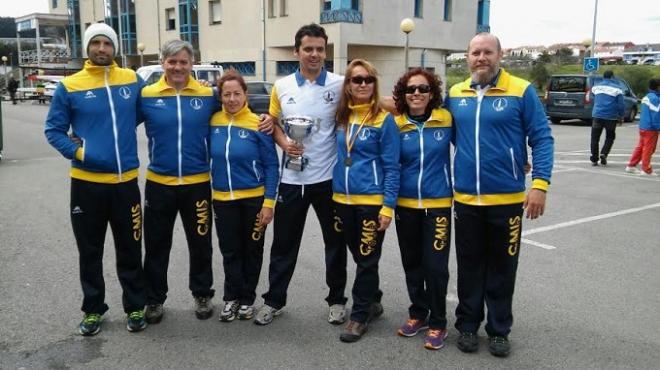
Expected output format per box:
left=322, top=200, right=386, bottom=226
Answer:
left=82, top=23, right=118, bottom=58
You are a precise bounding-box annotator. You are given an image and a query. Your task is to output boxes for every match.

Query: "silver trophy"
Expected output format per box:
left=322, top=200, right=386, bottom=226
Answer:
left=281, top=115, right=320, bottom=171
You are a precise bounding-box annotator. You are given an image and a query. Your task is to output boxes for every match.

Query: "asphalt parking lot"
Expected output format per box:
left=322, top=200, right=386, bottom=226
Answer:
left=1, top=101, right=659, bottom=369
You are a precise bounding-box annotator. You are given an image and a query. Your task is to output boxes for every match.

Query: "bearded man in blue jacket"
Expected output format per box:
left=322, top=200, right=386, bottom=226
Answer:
left=44, top=23, right=147, bottom=336
left=446, top=33, right=554, bottom=357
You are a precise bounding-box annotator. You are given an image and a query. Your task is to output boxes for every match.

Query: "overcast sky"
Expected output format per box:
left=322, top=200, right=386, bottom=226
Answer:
left=1, top=0, right=658, bottom=48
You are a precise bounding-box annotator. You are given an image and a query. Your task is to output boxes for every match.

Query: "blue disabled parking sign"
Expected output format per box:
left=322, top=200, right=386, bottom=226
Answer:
left=583, top=57, right=599, bottom=73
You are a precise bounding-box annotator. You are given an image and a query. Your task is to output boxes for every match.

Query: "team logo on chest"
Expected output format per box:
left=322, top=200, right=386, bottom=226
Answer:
left=155, top=98, right=166, bottom=107
left=190, top=98, right=203, bottom=110
left=323, top=90, right=336, bottom=104
left=458, top=98, right=468, bottom=107
left=119, top=87, right=131, bottom=100
left=433, top=130, right=445, bottom=141
left=359, top=128, right=371, bottom=141
left=84, top=91, right=96, bottom=99
left=493, top=98, right=508, bottom=112
left=403, top=133, right=411, bottom=141
left=238, top=129, right=249, bottom=139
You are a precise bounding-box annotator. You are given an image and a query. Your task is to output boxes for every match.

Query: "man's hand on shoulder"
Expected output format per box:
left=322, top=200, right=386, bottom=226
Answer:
left=523, top=188, right=546, bottom=220
left=258, top=114, right=276, bottom=134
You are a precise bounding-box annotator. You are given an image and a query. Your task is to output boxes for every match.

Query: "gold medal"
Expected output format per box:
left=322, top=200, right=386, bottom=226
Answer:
left=344, top=157, right=352, bottom=166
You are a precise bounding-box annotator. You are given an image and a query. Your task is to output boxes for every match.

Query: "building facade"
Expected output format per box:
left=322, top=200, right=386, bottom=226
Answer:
left=48, top=0, right=489, bottom=92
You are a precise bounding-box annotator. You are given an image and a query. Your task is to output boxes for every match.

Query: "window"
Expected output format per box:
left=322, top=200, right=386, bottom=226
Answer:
left=219, top=62, right=256, bottom=76
left=166, top=8, right=175, bottom=30
left=351, top=0, right=359, bottom=11
left=52, top=0, right=58, bottom=8
left=268, top=0, right=275, bottom=18
left=209, top=0, right=221, bottom=24
left=414, top=0, right=423, bottom=18
left=280, top=0, right=288, bottom=16
left=443, top=0, right=452, bottom=21
left=322, top=0, right=331, bottom=11
left=276, top=61, right=298, bottom=76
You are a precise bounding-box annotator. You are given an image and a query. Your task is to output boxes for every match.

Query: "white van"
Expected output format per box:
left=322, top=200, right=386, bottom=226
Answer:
left=136, top=64, right=224, bottom=86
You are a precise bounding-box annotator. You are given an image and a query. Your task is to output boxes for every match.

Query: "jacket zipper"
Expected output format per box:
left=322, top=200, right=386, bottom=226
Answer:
left=176, top=93, right=183, bottom=184
left=475, top=87, right=488, bottom=203
left=104, top=67, right=122, bottom=181
left=225, top=117, right=234, bottom=199
left=417, top=124, right=424, bottom=208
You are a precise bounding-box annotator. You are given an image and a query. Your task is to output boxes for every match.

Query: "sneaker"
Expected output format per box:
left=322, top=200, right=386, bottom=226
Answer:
left=600, top=154, right=607, bottom=166
left=456, top=331, right=479, bottom=353
left=397, top=318, right=428, bottom=337
left=237, top=305, right=255, bottom=320
left=367, top=302, right=384, bottom=322
left=424, top=329, right=449, bottom=350
left=194, top=296, right=214, bottom=320
left=126, top=310, right=147, bottom=332
left=78, top=313, right=102, bottom=336
left=254, top=304, right=283, bottom=325
left=625, top=166, right=641, bottom=174
left=640, top=170, right=659, bottom=177
left=145, top=304, right=163, bottom=324
left=488, top=336, right=511, bottom=357
left=219, top=300, right=239, bottom=322
left=339, top=320, right=368, bottom=343
left=591, top=161, right=599, bottom=166
left=328, top=304, right=346, bottom=325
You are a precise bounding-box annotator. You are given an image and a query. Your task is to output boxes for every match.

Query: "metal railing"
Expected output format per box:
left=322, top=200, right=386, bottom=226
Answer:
left=19, top=49, right=71, bottom=65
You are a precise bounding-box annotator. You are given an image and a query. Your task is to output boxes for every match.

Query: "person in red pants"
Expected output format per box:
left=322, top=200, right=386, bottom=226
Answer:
left=625, top=78, right=660, bottom=176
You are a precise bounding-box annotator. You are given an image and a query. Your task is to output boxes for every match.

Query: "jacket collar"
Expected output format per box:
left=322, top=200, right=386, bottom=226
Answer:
left=464, top=68, right=507, bottom=92
left=219, top=102, right=253, bottom=121
left=154, top=74, right=204, bottom=93
left=83, top=60, right=118, bottom=74
left=295, top=68, right=328, bottom=86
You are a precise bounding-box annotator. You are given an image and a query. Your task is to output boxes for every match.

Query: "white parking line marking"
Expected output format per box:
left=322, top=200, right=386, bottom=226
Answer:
left=552, top=168, right=580, bottom=174
left=523, top=202, right=660, bottom=237
left=551, top=165, right=660, bottom=181
left=522, top=238, right=556, bottom=250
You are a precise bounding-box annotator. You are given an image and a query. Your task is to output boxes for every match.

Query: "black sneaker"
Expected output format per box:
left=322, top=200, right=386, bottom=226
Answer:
left=367, top=302, right=384, bottom=322
left=194, top=296, right=214, bottom=320
left=488, top=336, right=511, bottom=357
left=78, top=313, right=102, bottom=336
left=339, top=320, right=368, bottom=343
left=126, top=310, right=147, bottom=332
left=145, top=304, right=163, bottom=324
left=600, top=155, right=607, bottom=166
left=591, top=161, right=599, bottom=166
left=457, top=331, right=479, bottom=353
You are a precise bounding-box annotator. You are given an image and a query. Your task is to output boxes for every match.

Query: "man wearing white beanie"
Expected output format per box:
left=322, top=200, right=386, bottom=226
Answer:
left=45, top=22, right=148, bottom=336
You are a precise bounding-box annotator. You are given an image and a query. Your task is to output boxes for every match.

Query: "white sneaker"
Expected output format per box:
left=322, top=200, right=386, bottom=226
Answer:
left=328, top=304, right=346, bottom=325
left=254, top=304, right=283, bottom=325
left=219, top=300, right=239, bottom=322
left=640, top=171, right=659, bottom=177
left=237, top=305, right=255, bottom=320
left=625, top=166, right=640, bottom=174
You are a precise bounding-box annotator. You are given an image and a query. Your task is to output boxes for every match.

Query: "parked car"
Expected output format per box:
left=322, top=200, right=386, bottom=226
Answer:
left=136, top=64, right=224, bottom=86
left=246, top=81, right=273, bottom=114
left=544, top=74, right=638, bottom=124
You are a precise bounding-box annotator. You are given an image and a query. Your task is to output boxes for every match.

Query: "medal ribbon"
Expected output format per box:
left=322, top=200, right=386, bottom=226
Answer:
left=345, top=112, right=369, bottom=160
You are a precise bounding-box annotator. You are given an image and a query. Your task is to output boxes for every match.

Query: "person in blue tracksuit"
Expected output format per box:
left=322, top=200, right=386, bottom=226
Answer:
left=626, top=78, right=660, bottom=176
left=210, top=70, right=279, bottom=322
left=140, top=40, right=220, bottom=324
left=445, top=33, right=554, bottom=357
left=590, top=70, right=625, bottom=166
left=391, top=68, right=453, bottom=350
left=44, top=23, right=147, bottom=336
left=333, top=59, right=400, bottom=343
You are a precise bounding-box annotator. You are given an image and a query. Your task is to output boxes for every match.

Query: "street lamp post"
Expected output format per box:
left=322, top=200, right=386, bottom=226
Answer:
left=400, top=18, right=415, bottom=71
left=590, top=0, right=599, bottom=58
left=2, top=56, right=7, bottom=89
left=137, top=43, right=145, bottom=67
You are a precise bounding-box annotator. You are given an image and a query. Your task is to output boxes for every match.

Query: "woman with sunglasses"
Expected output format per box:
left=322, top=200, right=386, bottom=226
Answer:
left=392, top=68, right=454, bottom=350
left=209, top=70, right=279, bottom=322
left=333, top=59, right=400, bottom=343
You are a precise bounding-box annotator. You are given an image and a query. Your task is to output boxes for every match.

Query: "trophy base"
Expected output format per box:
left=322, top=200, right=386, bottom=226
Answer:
left=285, top=157, right=307, bottom=171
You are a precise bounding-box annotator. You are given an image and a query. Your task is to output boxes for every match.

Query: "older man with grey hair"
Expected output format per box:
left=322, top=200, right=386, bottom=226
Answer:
left=140, top=39, right=221, bottom=324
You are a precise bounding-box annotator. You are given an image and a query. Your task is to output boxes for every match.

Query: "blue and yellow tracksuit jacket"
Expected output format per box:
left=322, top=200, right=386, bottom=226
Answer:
left=446, top=69, right=554, bottom=206
left=332, top=103, right=401, bottom=217
left=209, top=104, right=279, bottom=209
left=396, top=108, right=453, bottom=209
left=639, top=90, right=660, bottom=131
left=44, top=61, right=144, bottom=183
left=140, top=76, right=220, bottom=185
left=591, top=78, right=625, bottom=120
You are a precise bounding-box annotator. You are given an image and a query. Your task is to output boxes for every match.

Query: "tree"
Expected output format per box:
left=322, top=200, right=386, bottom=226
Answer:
left=537, top=51, right=552, bottom=64
left=553, top=48, right=577, bottom=65
left=530, top=62, right=550, bottom=90
left=0, top=17, right=16, bottom=38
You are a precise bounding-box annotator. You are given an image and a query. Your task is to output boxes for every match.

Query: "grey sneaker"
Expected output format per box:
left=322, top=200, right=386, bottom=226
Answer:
left=237, top=305, right=255, bottom=320
left=328, top=304, right=346, bottom=325
left=254, top=304, right=283, bottom=325
left=145, top=304, right=164, bottom=324
left=219, top=300, right=239, bottom=322
left=194, top=296, right=214, bottom=320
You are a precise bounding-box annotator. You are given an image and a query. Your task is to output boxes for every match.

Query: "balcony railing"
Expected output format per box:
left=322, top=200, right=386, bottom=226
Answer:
left=19, top=49, right=71, bottom=66
left=320, top=9, right=362, bottom=24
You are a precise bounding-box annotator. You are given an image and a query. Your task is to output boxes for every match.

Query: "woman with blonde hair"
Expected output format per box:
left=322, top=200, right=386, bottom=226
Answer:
left=332, top=59, right=400, bottom=343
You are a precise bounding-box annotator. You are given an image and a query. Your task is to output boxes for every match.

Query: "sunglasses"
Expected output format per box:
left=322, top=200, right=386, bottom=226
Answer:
left=405, top=84, right=431, bottom=94
left=350, top=76, right=376, bottom=85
